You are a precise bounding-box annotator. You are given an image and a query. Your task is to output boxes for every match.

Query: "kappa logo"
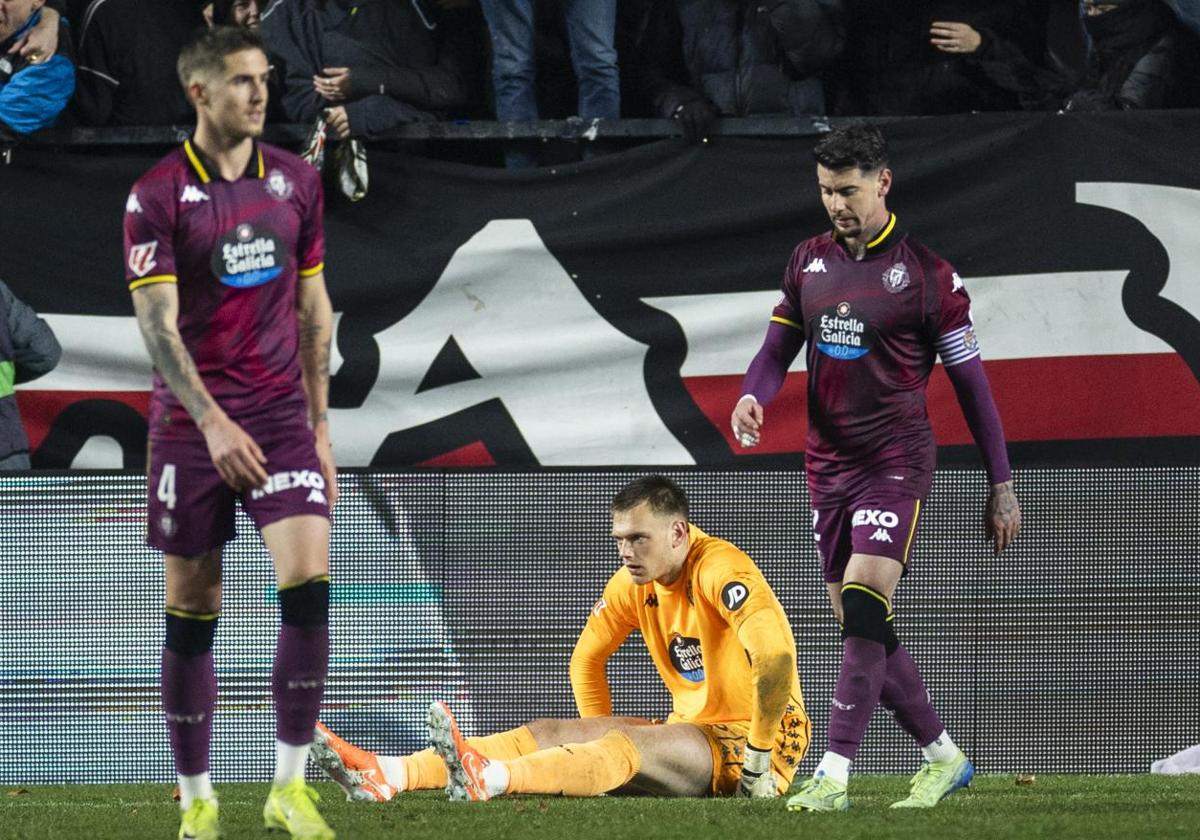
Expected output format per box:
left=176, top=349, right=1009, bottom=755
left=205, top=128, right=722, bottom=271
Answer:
left=852, top=509, right=900, bottom=529
left=591, top=597, right=608, bottom=617
left=870, top=527, right=893, bottom=543
left=952, top=272, right=965, bottom=293
left=645, top=593, right=659, bottom=608
left=128, top=241, right=159, bottom=277
left=803, top=257, right=827, bottom=273
left=180, top=185, right=210, bottom=204
left=126, top=192, right=143, bottom=214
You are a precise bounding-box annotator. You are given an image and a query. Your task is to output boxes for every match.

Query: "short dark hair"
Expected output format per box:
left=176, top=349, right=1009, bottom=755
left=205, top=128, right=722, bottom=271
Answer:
left=611, top=475, right=690, bottom=520
left=177, top=25, right=266, bottom=90
left=812, top=122, right=889, bottom=173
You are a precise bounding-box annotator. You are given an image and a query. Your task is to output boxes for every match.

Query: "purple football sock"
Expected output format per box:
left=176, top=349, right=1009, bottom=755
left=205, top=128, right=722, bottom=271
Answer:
left=827, top=636, right=888, bottom=761
left=880, top=643, right=946, bottom=747
left=162, top=648, right=216, bottom=776
left=272, top=624, right=329, bottom=745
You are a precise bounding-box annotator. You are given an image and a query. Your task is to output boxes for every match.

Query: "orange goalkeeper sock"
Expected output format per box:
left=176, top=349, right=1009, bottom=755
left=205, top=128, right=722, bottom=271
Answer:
left=397, top=726, right=539, bottom=790
left=504, top=730, right=641, bottom=797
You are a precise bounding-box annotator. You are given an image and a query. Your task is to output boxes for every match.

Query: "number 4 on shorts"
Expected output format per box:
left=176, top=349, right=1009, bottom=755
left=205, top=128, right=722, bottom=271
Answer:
left=157, top=464, right=177, bottom=510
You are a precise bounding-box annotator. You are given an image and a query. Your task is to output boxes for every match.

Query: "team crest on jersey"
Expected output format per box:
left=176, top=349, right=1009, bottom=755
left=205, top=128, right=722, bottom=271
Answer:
left=882, top=262, right=910, bottom=293
left=815, top=302, right=874, bottom=360
left=158, top=512, right=177, bottom=538
left=962, top=328, right=979, bottom=352
left=668, top=634, right=705, bottom=682
left=212, top=223, right=284, bottom=288
left=265, top=168, right=294, bottom=201
left=128, top=241, right=159, bottom=277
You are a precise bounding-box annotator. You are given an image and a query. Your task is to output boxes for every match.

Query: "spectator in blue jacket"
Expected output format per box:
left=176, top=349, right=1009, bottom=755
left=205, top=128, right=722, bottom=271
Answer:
left=0, top=0, right=74, bottom=135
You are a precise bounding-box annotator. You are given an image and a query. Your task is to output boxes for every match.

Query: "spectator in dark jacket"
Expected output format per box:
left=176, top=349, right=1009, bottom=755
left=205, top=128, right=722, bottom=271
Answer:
left=261, top=0, right=478, bottom=140
left=1, top=0, right=74, bottom=135
left=1066, top=0, right=1200, bottom=110
left=635, top=0, right=846, bottom=143
left=0, top=279, right=61, bottom=470
left=830, top=0, right=1038, bottom=115
left=946, top=0, right=1200, bottom=111
left=72, top=0, right=206, bottom=125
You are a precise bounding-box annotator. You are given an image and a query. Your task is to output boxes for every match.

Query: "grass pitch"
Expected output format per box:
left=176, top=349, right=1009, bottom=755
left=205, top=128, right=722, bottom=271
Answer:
left=4, top=775, right=1199, bottom=840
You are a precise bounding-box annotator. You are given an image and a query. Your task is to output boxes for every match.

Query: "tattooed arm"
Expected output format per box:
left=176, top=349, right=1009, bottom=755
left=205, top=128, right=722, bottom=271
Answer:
left=296, top=271, right=337, bottom=507
left=132, top=283, right=267, bottom=490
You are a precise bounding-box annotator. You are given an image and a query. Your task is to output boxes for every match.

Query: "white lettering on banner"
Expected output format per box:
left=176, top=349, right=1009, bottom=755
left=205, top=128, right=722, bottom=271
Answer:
left=330, top=220, right=692, bottom=465
left=19, top=186, right=1200, bottom=467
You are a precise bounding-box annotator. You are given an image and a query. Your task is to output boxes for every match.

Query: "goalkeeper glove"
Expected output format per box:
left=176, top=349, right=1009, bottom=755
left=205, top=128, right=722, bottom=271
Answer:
left=737, top=745, right=777, bottom=798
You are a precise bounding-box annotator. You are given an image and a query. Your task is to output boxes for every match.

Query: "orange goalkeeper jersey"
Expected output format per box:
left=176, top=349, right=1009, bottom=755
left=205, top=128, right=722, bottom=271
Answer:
left=570, top=525, right=809, bottom=760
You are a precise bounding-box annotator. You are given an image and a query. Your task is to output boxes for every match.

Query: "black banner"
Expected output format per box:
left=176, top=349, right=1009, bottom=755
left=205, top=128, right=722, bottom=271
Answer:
left=4, top=111, right=1199, bottom=468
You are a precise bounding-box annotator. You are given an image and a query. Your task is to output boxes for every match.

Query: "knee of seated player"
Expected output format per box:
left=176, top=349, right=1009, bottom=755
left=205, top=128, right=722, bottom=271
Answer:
left=525, top=718, right=568, bottom=746
left=620, top=724, right=712, bottom=797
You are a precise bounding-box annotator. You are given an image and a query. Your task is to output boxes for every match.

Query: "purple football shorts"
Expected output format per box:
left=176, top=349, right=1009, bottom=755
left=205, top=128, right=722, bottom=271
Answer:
left=146, top=411, right=330, bottom=556
left=812, top=496, right=923, bottom=583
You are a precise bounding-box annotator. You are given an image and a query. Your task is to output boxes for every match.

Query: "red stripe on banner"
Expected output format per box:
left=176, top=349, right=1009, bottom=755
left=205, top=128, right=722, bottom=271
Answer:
left=686, top=353, right=1200, bottom=454
left=15, top=390, right=151, bottom=452
left=417, top=441, right=498, bottom=467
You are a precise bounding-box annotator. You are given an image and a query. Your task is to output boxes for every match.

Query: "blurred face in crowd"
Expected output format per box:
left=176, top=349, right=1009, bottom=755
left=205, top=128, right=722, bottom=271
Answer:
left=611, top=502, right=689, bottom=586
left=1084, top=3, right=1119, bottom=15
left=231, top=0, right=261, bottom=28
left=817, top=163, right=892, bottom=241
left=0, top=0, right=45, bottom=41
left=190, top=47, right=269, bottom=141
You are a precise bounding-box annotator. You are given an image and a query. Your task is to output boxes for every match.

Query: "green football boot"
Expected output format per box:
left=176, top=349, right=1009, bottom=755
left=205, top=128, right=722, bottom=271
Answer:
left=891, top=751, right=975, bottom=809
left=263, top=778, right=336, bottom=839
left=178, top=797, right=220, bottom=840
left=785, top=771, right=849, bottom=812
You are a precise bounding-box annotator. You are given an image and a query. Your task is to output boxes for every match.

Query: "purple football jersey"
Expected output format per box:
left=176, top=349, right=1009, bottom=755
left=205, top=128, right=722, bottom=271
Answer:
left=124, top=140, right=325, bottom=440
left=772, top=215, right=977, bottom=505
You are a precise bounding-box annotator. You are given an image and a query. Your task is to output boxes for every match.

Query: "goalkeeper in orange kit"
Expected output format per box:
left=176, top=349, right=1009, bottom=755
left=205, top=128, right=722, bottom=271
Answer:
left=312, top=475, right=810, bottom=801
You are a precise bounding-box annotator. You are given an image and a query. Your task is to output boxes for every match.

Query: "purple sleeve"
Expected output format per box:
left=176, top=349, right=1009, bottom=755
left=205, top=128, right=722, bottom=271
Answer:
left=740, top=321, right=805, bottom=407
left=943, top=356, right=1012, bottom=484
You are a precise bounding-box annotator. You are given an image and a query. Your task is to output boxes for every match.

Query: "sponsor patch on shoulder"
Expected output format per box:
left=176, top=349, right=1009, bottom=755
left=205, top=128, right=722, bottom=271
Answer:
left=128, top=241, right=159, bottom=277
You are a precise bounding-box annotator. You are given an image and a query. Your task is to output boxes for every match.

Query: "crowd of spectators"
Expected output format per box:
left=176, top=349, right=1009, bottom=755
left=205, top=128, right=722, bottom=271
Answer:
left=1, top=0, right=1198, bottom=161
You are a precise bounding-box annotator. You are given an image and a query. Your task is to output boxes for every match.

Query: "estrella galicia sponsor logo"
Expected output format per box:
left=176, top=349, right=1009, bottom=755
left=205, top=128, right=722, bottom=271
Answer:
left=815, top=301, right=873, bottom=360
left=721, top=581, right=749, bottom=611
left=668, top=633, right=705, bottom=682
left=251, top=469, right=326, bottom=501
left=212, top=223, right=284, bottom=288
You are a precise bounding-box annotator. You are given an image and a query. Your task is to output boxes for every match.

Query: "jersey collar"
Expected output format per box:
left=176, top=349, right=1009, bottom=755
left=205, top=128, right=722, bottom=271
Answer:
left=183, top=138, right=265, bottom=184
left=833, top=212, right=902, bottom=258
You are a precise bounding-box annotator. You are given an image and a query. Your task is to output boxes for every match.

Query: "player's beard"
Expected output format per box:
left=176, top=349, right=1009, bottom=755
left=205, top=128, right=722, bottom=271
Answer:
left=833, top=216, right=861, bottom=239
